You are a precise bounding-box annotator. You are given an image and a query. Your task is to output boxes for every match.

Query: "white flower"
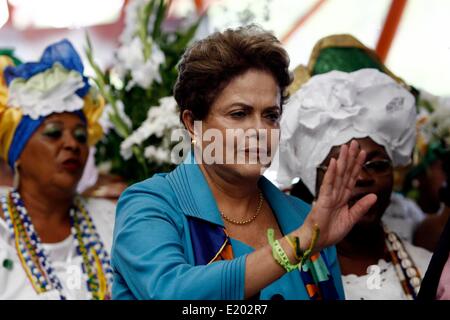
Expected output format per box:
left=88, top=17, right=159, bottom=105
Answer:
left=115, top=37, right=142, bottom=79
left=424, top=103, right=450, bottom=145
left=7, top=63, right=85, bottom=120
left=417, top=89, right=450, bottom=146
left=120, top=0, right=155, bottom=45
left=144, top=145, right=171, bottom=164
left=98, top=100, right=132, bottom=134
left=115, top=37, right=165, bottom=90
left=120, top=121, right=152, bottom=160
left=207, top=1, right=271, bottom=34
left=120, top=96, right=181, bottom=162
left=120, top=0, right=143, bottom=44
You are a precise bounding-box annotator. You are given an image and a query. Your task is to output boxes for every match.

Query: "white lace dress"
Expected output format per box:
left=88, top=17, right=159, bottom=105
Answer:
left=0, top=196, right=116, bottom=300
left=342, top=241, right=432, bottom=300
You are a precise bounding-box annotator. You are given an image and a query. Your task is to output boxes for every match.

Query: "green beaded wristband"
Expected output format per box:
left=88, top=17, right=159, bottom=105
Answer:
left=267, top=228, right=300, bottom=273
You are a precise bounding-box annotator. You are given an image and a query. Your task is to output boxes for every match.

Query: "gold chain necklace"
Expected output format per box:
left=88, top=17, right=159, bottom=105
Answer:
left=220, top=191, right=264, bottom=225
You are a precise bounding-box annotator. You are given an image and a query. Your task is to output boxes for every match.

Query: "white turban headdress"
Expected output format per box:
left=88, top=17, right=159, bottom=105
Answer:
left=269, top=68, right=416, bottom=195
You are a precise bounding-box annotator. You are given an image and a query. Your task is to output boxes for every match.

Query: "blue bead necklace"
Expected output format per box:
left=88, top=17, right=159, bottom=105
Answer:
left=0, top=190, right=113, bottom=299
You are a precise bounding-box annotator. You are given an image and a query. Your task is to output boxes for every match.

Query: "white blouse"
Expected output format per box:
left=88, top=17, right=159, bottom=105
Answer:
left=0, top=196, right=116, bottom=300
left=342, top=241, right=432, bottom=300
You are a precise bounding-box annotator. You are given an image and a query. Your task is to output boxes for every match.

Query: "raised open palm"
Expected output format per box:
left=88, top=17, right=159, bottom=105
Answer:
left=302, top=140, right=378, bottom=251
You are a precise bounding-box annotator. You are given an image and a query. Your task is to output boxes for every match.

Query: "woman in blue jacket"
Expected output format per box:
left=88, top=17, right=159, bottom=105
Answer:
left=111, top=25, right=377, bottom=300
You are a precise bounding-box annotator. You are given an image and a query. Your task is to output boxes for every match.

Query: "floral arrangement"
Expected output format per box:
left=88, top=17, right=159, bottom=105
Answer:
left=401, top=89, right=450, bottom=198
left=85, top=0, right=200, bottom=183
left=416, top=90, right=450, bottom=150
left=412, top=90, right=450, bottom=172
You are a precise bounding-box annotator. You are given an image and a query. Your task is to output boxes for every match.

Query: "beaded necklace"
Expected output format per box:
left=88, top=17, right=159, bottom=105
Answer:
left=0, top=190, right=113, bottom=300
left=383, top=225, right=422, bottom=300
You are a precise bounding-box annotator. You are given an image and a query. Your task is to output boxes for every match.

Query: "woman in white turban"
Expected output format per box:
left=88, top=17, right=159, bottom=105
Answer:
left=269, top=68, right=432, bottom=300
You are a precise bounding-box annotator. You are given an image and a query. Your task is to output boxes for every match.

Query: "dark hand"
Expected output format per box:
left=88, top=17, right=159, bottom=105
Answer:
left=297, top=140, right=377, bottom=251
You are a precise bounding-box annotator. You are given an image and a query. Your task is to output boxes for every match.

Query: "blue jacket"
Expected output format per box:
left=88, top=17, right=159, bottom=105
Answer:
left=111, top=155, right=345, bottom=300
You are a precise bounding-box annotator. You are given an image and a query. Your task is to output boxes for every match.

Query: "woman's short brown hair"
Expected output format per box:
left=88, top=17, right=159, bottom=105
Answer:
left=174, top=25, right=292, bottom=124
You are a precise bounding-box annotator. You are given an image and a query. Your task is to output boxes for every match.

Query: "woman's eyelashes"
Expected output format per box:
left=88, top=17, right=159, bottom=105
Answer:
left=264, top=110, right=281, bottom=122
left=73, top=127, right=88, bottom=144
left=42, top=123, right=63, bottom=139
left=42, top=123, right=87, bottom=144
left=229, top=109, right=248, bottom=119
left=228, top=108, right=280, bottom=122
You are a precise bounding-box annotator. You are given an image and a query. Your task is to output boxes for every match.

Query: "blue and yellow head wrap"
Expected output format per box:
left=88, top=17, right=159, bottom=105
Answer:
left=0, top=39, right=104, bottom=170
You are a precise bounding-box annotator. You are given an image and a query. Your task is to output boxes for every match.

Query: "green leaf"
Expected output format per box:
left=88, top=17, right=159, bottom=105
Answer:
left=139, top=0, right=157, bottom=60
left=151, top=0, right=166, bottom=41
left=175, top=15, right=204, bottom=51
